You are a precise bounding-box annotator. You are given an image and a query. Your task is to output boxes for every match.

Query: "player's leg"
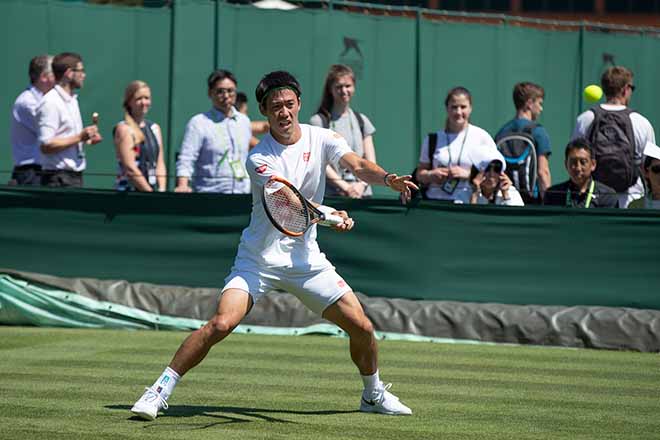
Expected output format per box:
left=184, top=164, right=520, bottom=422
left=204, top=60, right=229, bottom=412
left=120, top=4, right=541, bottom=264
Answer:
left=322, top=290, right=377, bottom=375
left=170, top=288, right=252, bottom=374
left=323, top=291, right=412, bottom=416
left=131, top=289, right=252, bottom=420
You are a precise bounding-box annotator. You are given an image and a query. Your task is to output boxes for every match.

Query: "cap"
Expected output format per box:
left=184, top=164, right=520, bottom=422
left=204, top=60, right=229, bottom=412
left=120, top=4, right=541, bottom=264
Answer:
left=468, top=145, right=506, bottom=173
left=643, top=141, right=660, bottom=161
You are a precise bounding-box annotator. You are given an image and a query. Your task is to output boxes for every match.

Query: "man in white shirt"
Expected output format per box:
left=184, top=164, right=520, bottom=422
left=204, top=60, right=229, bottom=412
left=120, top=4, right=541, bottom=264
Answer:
left=8, top=55, right=55, bottom=185
left=36, top=52, right=102, bottom=187
left=132, top=71, right=418, bottom=420
left=571, top=66, right=656, bottom=208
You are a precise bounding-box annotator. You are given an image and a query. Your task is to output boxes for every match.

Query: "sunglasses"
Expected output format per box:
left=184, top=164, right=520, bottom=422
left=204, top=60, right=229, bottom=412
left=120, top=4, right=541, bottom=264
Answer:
left=651, top=164, right=660, bottom=174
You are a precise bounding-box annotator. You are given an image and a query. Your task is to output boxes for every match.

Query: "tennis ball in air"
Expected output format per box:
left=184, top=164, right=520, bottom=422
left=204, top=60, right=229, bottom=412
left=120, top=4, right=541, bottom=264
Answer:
left=584, top=84, right=603, bottom=103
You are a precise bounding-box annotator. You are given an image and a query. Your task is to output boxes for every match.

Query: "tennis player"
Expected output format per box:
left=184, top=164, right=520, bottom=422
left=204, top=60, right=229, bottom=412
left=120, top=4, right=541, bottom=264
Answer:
left=131, top=71, right=417, bottom=420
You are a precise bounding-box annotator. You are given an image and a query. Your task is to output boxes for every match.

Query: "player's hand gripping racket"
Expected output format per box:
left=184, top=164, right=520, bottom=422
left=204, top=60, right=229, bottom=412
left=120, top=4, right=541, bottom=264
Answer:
left=262, top=176, right=344, bottom=237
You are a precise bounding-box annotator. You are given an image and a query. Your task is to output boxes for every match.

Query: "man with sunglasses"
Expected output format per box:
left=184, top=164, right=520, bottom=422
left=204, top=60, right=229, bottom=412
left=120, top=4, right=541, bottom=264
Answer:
left=543, top=138, right=618, bottom=209
left=175, top=69, right=252, bottom=194
left=571, top=65, right=656, bottom=208
left=37, top=52, right=102, bottom=188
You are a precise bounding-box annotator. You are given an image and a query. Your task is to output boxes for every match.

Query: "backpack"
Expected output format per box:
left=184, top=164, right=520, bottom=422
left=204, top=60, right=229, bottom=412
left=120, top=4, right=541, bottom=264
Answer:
left=408, top=132, right=438, bottom=200
left=318, top=110, right=365, bottom=137
left=495, top=123, right=538, bottom=203
left=586, top=106, right=638, bottom=192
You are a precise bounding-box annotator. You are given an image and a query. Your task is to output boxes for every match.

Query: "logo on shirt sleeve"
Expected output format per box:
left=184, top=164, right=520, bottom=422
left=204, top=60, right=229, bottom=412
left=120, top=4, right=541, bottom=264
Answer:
left=303, top=152, right=310, bottom=162
left=255, top=164, right=268, bottom=174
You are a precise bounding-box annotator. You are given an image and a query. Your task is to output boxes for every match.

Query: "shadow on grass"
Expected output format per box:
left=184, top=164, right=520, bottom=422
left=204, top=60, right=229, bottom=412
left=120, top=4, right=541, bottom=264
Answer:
left=106, top=404, right=360, bottom=428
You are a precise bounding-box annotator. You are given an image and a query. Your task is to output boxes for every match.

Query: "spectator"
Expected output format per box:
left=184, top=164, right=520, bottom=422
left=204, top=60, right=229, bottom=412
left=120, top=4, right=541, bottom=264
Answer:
left=113, top=80, right=166, bottom=192
left=571, top=66, right=656, bottom=208
left=310, top=64, right=377, bottom=198
left=236, top=91, right=269, bottom=149
left=175, top=70, right=251, bottom=193
left=494, top=82, right=552, bottom=202
left=9, top=55, right=55, bottom=186
left=37, top=52, right=101, bottom=188
left=629, top=142, right=660, bottom=209
left=413, top=86, right=501, bottom=204
left=469, top=159, right=524, bottom=206
left=235, top=91, right=248, bottom=115
left=544, top=138, right=618, bottom=208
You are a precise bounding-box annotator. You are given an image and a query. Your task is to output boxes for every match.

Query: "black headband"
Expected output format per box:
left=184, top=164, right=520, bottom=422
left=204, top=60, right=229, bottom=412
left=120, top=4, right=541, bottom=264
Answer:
left=260, top=85, right=300, bottom=106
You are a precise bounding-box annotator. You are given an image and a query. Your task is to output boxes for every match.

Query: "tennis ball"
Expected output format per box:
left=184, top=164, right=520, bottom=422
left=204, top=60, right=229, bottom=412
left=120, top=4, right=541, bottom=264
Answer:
left=584, top=84, right=603, bottom=103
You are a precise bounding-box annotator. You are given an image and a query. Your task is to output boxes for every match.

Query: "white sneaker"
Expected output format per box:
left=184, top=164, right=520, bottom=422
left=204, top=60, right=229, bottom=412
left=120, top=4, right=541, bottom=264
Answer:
left=359, top=383, right=412, bottom=416
left=131, top=387, right=169, bottom=421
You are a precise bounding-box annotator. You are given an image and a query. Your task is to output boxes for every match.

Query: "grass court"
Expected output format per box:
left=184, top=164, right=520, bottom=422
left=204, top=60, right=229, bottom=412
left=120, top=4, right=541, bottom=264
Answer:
left=1, top=326, right=659, bottom=440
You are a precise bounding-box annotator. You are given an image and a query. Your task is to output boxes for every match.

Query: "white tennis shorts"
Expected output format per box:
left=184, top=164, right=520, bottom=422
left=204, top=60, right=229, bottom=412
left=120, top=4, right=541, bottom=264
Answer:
left=222, top=265, right=352, bottom=315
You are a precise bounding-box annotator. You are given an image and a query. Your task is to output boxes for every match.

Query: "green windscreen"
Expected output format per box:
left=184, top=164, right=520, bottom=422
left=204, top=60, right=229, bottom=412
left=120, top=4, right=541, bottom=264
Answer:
left=1, top=188, right=658, bottom=310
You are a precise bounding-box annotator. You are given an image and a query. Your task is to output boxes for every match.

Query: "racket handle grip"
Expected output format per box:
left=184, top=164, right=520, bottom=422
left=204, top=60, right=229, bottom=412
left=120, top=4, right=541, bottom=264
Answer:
left=319, top=213, right=344, bottom=226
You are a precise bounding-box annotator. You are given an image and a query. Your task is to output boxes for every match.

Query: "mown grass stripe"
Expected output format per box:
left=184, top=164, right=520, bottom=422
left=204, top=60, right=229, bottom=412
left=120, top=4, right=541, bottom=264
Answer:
left=1, top=327, right=659, bottom=440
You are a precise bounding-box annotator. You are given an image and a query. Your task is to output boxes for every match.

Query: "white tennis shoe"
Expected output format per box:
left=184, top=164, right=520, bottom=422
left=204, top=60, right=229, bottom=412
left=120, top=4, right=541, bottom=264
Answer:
left=359, top=383, right=412, bottom=416
left=131, top=387, right=169, bottom=421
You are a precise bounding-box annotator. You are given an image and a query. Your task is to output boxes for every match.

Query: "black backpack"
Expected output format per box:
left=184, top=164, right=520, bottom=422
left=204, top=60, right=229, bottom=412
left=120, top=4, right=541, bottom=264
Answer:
left=317, top=111, right=365, bottom=137
left=495, top=123, right=538, bottom=203
left=586, top=106, right=638, bottom=192
left=408, top=132, right=438, bottom=200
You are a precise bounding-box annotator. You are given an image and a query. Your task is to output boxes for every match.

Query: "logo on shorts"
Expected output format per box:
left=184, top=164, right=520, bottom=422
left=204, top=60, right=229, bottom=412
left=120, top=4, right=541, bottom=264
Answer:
left=337, top=279, right=346, bottom=288
left=303, top=152, right=311, bottom=162
left=255, top=164, right=268, bottom=174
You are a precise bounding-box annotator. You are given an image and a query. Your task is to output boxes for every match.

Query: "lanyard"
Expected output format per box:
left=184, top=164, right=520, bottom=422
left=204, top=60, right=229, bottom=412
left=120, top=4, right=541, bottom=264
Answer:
left=446, top=125, right=468, bottom=167
left=214, top=110, right=239, bottom=165
left=566, top=179, right=595, bottom=208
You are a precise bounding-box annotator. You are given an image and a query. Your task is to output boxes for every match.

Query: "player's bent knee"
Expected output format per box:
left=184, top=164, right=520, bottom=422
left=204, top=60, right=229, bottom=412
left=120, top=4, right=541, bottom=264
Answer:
left=360, top=317, right=375, bottom=336
left=349, top=317, right=375, bottom=340
left=207, top=315, right=239, bottom=337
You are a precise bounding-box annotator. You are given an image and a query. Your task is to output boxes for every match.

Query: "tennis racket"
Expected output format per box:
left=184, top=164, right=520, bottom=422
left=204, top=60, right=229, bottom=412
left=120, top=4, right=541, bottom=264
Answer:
left=262, top=176, right=344, bottom=237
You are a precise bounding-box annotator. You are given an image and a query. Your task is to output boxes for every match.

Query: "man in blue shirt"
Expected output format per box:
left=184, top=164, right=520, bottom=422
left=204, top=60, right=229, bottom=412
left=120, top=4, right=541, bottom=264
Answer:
left=495, top=82, right=552, bottom=201
left=175, top=70, right=252, bottom=193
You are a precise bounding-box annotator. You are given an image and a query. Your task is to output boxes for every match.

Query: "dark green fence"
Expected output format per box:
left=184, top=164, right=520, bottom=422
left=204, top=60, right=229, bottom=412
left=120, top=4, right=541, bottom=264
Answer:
left=1, top=0, right=658, bottom=193
left=1, top=187, right=659, bottom=309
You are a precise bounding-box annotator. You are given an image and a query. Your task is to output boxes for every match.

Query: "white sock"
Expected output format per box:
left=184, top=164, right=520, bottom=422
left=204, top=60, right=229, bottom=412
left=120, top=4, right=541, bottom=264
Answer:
left=150, top=366, right=180, bottom=401
left=361, top=370, right=382, bottom=393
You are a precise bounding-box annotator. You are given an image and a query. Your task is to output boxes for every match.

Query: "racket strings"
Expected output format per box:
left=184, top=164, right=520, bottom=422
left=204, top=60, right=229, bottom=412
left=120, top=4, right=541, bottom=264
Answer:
left=264, top=185, right=308, bottom=234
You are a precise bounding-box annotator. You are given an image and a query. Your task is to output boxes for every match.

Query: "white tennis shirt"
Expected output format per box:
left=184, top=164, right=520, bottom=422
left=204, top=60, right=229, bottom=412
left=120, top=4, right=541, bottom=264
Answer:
left=234, top=124, right=352, bottom=273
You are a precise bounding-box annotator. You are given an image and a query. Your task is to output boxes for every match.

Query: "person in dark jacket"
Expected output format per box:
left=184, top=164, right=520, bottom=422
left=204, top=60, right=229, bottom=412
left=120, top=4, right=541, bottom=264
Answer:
left=544, top=138, right=619, bottom=208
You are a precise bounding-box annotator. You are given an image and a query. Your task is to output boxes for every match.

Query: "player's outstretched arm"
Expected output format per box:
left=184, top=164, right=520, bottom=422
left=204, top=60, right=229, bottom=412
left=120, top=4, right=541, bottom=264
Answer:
left=339, top=152, right=418, bottom=198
